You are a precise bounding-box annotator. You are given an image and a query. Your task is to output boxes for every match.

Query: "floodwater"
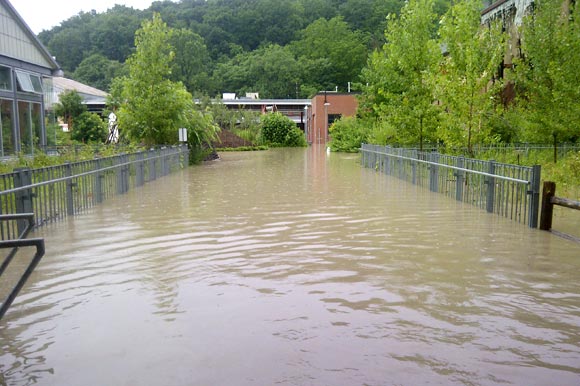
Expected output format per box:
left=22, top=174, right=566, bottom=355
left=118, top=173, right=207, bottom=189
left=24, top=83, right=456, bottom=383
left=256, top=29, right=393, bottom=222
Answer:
left=1, top=147, right=580, bottom=386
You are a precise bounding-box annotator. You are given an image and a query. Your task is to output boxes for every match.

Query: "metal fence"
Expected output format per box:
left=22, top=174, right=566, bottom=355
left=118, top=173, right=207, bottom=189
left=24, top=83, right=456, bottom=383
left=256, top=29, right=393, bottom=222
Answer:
left=0, top=145, right=189, bottom=238
left=360, top=144, right=542, bottom=228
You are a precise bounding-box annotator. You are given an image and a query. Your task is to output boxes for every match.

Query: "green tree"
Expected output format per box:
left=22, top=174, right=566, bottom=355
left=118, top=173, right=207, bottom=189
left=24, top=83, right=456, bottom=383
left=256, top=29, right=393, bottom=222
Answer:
left=359, top=0, right=440, bottom=150
left=436, top=0, right=505, bottom=154
left=71, top=112, right=107, bottom=143
left=512, top=0, right=580, bottom=162
left=117, top=14, right=189, bottom=145
left=54, top=90, right=86, bottom=133
left=169, top=28, right=212, bottom=93
left=292, top=17, right=368, bottom=93
left=213, top=45, right=300, bottom=98
left=73, top=53, right=126, bottom=91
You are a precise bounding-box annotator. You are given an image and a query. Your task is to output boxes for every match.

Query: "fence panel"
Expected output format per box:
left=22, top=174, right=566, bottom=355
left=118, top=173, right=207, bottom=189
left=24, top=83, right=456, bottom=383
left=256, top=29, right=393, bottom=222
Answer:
left=0, top=146, right=189, bottom=236
left=360, top=144, right=541, bottom=228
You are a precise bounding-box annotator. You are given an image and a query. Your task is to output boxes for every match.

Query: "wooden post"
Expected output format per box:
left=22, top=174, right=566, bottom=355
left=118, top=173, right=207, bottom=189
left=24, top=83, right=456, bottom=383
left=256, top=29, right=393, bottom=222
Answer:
left=539, top=181, right=556, bottom=231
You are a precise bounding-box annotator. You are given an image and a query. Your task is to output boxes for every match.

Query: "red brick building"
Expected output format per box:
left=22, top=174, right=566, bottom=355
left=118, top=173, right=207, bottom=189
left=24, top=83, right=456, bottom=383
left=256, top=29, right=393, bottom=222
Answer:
left=306, top=92, right=358, bottom=145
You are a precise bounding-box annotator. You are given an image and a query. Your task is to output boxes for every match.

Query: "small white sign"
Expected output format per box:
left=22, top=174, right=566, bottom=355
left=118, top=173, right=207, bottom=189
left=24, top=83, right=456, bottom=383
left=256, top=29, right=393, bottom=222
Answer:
left=179, top=128, right=187, bottom=142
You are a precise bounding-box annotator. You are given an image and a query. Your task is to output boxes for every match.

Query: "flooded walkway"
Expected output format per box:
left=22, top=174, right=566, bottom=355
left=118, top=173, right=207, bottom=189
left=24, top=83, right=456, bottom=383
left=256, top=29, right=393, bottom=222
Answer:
left=2, top=147, right=580, bottom=385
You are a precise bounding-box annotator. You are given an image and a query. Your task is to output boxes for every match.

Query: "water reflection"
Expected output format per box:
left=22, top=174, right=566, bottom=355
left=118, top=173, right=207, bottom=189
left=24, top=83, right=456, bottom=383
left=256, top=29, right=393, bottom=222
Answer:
left=1, top=146, right=580, bottom=385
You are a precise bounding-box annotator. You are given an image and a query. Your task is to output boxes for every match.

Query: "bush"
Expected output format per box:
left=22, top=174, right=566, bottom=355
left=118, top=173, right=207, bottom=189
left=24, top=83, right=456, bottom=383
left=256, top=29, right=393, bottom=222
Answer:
left=329, top=116, right=368, bottom=152
left=71, top=112, right=107, bottom=143
left=260, top=112, right=305, bottom=147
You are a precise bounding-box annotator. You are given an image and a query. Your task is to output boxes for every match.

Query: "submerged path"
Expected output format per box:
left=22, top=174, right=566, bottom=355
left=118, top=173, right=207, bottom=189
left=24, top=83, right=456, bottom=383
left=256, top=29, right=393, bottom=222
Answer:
left=2, top=147, right=580, bottom=385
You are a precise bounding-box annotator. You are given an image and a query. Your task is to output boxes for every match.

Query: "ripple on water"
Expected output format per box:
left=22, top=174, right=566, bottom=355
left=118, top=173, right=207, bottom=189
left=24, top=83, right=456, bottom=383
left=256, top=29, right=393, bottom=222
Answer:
left=2, top=149, right=580, bottom=386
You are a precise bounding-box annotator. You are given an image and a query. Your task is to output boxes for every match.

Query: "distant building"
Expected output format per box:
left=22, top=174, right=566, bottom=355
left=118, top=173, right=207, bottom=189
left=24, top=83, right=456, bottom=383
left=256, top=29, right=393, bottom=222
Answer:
left=219, top=91, right=359, bottom=144
left=307, top=92, right=358, bottom=145
left=0, top=0, right=62, bottom=156
left=49, top=77, right=108, bottom=114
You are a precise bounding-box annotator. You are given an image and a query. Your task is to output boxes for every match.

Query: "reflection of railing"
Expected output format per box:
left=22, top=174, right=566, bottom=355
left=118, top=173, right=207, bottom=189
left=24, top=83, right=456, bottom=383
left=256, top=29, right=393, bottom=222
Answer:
left=360, top=144, right=541, bottom=228
left=0, top=145, right=189, bottom=232
left=0, top=213, right=45, bottom=321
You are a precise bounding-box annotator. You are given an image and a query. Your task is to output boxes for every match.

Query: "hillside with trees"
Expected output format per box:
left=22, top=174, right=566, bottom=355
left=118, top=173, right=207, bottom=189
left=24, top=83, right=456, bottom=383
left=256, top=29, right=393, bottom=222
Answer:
left=37, top=0, right=452, bottom=97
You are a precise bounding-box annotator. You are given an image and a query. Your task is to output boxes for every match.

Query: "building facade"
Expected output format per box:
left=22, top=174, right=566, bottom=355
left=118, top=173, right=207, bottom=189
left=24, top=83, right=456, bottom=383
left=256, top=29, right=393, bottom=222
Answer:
left=307, top=92, right=358, bottom=145
left=0, top=0, right=61, bottom=157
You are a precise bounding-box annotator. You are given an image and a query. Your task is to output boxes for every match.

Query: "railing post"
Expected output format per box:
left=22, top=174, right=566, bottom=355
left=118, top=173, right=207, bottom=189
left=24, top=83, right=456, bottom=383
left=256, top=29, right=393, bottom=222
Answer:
left=13, top=168, right=33, bottom=234
left=430, top=153, right=439, bottom=192
left=149, top=152, right=157, bottom=181
left=528, top=164, right=542, bottom=228
left=116, top=156, right=124, bottom=195
left=456, top=156, right=464, bottom=201
left=486, top=160, right=496, bottom=213
left=65, top=162, right=74, bottom=216
left=136, top=152, right=145, bottom=187
left=95, top=159, right=104, bottom=203
left=539, top=181, right=556, bottom=231
left=412, top=150, right=417, bottom=185
left=398, top=148, right=403, bottom=179
left=124, top=155, right=130, bottom=193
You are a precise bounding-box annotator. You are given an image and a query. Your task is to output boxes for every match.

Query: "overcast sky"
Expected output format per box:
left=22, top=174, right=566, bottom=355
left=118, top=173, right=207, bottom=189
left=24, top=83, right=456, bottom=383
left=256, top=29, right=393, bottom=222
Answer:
left=12, top=0, right=161, bottom=34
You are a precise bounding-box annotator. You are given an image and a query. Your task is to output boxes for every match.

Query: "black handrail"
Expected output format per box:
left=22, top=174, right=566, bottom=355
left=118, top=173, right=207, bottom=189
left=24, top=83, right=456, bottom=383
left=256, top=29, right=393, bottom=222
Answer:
left=0, top=213, right=45, bottom=321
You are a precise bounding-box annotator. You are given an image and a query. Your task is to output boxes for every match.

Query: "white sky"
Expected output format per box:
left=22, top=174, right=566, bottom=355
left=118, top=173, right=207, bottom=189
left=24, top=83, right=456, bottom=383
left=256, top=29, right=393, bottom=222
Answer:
left=12, top=0, right=160, bottom=34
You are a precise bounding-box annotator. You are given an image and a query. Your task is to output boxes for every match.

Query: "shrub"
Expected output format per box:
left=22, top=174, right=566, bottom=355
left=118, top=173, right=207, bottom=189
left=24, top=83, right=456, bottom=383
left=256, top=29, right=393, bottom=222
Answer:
left=260, top=112, right=305, bottom=147
left=329, top=116, right=368, bottom=152
left=71, top=112, right=107, bottom=143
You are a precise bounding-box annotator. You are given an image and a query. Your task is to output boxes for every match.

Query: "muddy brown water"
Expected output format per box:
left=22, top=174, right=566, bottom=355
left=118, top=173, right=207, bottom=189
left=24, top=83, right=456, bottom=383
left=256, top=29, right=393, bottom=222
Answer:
left=1, top=147, right=580, bottom=385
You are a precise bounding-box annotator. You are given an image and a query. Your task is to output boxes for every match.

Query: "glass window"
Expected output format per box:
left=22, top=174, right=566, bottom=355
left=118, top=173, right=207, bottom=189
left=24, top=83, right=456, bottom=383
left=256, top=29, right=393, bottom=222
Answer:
left=1, top=99, right=15, bottom=157
left=0, top=66, right=12, bottom=91
left=30, top=75, right=43, bottom=93
left=15, top=71, right=42, bottom=94
left=18, top=101, right=42, bottom=154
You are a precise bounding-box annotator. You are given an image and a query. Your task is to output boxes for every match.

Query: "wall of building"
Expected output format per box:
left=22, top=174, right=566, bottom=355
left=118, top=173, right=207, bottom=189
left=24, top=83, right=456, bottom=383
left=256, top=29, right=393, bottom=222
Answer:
left=308, top=93, right=358, bottom=145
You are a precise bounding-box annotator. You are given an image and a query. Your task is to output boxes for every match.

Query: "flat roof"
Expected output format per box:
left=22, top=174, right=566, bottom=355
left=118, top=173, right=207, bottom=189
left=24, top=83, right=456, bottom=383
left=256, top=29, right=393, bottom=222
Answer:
left=221, top=99, right=311, bottom=106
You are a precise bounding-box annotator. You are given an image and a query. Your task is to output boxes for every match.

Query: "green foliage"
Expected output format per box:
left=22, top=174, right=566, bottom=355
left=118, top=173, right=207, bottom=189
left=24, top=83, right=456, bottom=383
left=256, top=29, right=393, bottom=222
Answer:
left=169, top=28, right=212, bottom=93
left=54, top=90, right=86, bottom=132
left=360, top=0, right=440, bottom=150
left=291, top=17, right=369, bottom=92
left=71, top=112, right=107, bottom=143
left=260, top=112, right=306, bottom=147
left=329, top=116, right=368, bottom=152
left=436, top=0, right=505, bottom=154
left=117, top=14, right=214, bottom=147
left=213, top=44, right=301, bottom=98
left=73, top=53, right=126, bottom=91
left=39, top=0, right=457, bottom=98
left=511, top=0, right=580, bottom=161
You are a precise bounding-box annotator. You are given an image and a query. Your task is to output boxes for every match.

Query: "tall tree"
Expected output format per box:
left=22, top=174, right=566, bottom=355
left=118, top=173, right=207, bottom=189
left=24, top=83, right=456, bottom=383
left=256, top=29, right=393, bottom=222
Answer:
left=73, top=53, right=126, bottom=92
left=513, top=0, right=580, bottom=162
left=116, top=14, right=217, bottom=147
left=169, top=28, right=212, bottom=93
left=436, top=0, right=505, bottom=154
left=359, top=0, right=440, bottom=149
left=292, top=16, right=368, bottom=93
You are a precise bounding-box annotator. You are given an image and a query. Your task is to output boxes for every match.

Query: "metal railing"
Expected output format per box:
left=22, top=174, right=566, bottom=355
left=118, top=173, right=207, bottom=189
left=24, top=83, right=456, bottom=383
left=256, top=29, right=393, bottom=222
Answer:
left=0, top=213, right=45, bottom=320
left=1, top=145, right=189, bottom=234
left=360, top=144, right=541, bottom=228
